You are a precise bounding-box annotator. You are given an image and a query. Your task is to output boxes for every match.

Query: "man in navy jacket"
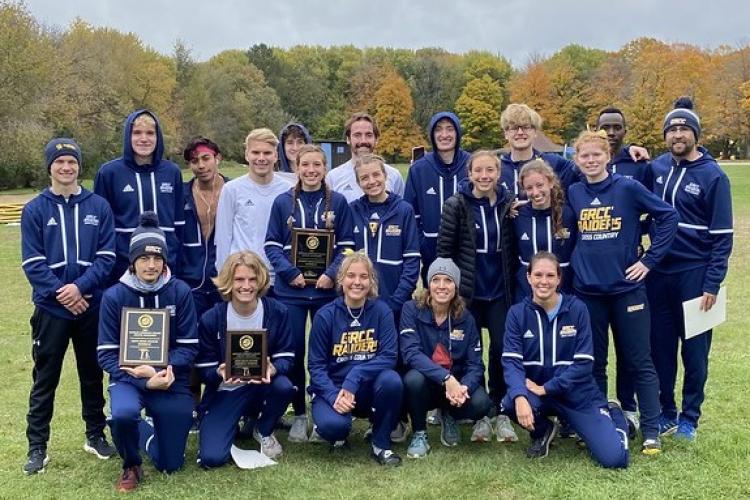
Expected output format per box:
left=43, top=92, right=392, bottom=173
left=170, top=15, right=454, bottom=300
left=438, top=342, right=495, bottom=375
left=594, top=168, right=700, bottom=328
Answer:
left=21, top=139, right=117, bottom=475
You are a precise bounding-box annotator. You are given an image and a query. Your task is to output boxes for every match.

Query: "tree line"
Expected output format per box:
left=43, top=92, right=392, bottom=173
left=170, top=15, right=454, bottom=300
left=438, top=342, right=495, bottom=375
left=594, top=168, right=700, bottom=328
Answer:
left=2, top=1, right=750, bottom=189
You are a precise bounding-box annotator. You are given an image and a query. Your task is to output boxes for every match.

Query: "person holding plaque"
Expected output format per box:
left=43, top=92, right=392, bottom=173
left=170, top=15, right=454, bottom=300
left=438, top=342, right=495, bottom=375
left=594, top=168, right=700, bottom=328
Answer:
left=21, top=139, right=117, bottom=475
left=501, top=252, right=629, bottom=468
left=265, top=144, right=355, bottom=442
left=400, top=258, right=491, bottom=458
left=97, top=212, right=198, bottom=492
left=307, top=252, right=403, bottom=466
left=194, top=251, right=295, bottom=465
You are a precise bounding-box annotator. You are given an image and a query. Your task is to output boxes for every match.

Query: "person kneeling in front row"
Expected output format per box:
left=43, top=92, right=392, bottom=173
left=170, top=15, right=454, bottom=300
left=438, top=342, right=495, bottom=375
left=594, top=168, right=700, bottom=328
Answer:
left=500, top=252, right=629, bottom=468
left=195, top=251, right=295, bottom=466
left=400, top=258, right=492, bottom=458
left=307, top=252, right=403, bottom=466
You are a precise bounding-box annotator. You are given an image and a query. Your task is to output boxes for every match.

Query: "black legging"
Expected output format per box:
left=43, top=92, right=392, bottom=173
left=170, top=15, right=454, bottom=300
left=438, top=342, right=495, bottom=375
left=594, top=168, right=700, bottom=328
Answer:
left=468, top=297, right=508, bottom=407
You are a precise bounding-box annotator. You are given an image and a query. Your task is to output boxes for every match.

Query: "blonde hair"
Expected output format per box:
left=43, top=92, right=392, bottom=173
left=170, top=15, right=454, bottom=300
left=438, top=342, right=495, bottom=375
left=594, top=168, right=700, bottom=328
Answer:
left=212, top=251, right=270, bottom=301
left=132, top=113, right=156, bottom=129
left=519, top=159, right=567, bottom=238
left=353, top=153, right=387, bottom=182
left=336, top=251, right=379, bottom=298
left=466, top=150, right=501, bottom=174
left=500, top=103, right=542, bottom=132
left=244, top=128, right=279, bottom=149
left=573, top=130, right=610, bottom=156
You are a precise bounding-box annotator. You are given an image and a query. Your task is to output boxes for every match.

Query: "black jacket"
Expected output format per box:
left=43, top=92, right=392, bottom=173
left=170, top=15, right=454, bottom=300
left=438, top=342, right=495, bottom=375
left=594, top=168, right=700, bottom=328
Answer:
left=437, top=184, right=517, bottom=308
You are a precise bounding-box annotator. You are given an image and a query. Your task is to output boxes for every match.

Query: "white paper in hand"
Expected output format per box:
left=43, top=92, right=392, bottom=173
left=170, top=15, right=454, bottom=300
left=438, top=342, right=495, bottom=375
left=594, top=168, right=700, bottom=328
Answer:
left=230, top=445, right=277, bottom=470
left=682, top=286, right=727, bottom=339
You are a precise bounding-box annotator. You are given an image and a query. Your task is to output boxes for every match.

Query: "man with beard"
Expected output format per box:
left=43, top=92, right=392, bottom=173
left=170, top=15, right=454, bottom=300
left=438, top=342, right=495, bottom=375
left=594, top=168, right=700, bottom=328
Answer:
left=326, top=112, right=405, bottom=203
left=647, top=97, right=733, bottom=442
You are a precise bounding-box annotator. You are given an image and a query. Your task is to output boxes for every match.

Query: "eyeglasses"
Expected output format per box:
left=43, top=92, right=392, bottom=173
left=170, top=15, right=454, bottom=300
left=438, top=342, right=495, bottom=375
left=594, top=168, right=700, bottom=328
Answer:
left=506, top=125, right=534, bottom=133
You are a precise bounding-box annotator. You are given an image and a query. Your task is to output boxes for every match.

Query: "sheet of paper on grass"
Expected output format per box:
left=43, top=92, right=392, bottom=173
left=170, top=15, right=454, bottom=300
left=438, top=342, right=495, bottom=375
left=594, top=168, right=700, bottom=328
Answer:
left=682, top=286, right=727, bottom=339
left=231, top=445, right=277, bottom=470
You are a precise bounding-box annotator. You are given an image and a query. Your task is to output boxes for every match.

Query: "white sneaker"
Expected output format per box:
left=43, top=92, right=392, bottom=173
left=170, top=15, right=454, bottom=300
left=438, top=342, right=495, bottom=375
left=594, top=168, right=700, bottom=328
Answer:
left=494, top=415, right=519, bottom=442
left=470, top=416, right=493, bottom=442
left=427, top=409, right=441, bottom=425
left=288, top=415, right=309, bottom=442
left=390, top=421, right=410, bottom=443
left=254, top=431, right=283, bottom=459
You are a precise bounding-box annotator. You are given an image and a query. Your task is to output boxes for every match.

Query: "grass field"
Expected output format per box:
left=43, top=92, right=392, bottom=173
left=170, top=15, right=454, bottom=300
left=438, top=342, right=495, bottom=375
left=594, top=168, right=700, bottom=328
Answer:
left=0, top=165, right=749, bottom=499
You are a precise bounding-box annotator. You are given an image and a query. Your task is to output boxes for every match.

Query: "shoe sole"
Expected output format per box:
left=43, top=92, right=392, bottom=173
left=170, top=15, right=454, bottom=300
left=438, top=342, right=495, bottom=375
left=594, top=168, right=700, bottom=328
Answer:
left=84, top=444, right=113, bottom=460
left=659, top=426, right=678, bottom=437
left=641, top=447, right=662, bottom=456
left=406, top=450, right=429, bottom=458
left=440, top=437, right=459, bottom=447
left=471, top=436, right=491, bottom=443
left=23, top=456, right=50, bottom=475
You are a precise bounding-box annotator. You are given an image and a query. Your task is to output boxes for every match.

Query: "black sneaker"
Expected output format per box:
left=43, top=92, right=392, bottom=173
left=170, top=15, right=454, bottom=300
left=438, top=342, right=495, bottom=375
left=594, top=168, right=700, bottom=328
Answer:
left=371, top=448, right=402, bottom=466
left=23, top=449, right=49, bottom=475
left=84, top=435, right=116, bottom=459
left=527, top=419, right=559, bottom=459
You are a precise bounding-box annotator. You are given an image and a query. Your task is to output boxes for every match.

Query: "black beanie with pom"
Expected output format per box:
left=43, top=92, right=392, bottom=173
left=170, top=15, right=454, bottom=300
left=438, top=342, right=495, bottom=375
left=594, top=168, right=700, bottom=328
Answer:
left=663, top=96, right=701, bottom=139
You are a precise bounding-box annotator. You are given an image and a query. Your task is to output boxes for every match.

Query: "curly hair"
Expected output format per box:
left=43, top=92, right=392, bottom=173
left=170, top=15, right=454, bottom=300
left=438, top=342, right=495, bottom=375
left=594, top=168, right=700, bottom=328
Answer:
left=519, top=159, right=566, bottom=238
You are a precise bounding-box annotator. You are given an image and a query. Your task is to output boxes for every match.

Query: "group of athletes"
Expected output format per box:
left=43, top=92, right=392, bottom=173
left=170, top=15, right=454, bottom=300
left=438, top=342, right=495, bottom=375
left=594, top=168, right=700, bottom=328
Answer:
left=20, top=97, right=732, bottom=491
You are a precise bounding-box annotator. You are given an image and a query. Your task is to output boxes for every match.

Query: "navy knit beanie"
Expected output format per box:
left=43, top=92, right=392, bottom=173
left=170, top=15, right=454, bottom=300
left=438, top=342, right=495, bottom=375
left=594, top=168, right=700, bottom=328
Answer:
left=663, top=97, right=701, bottom=139
left=129, top=212, right=167, bottom=264
left=44, top=138, right=82, bottom=173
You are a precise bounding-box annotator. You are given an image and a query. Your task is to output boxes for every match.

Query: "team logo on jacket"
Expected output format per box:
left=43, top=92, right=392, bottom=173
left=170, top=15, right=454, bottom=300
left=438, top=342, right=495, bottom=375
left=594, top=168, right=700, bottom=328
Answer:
left=520, top=233, right=529, bottom=241
left=122, top=184, right=135, bottom=193
left=165, top=305, right=176, bottom=316
left=343, top=184, right=353, bottom=191
left=590, top=197, right=602, bottom=206
left=626, top=303, right=645, bottom=313
left=578, top=206, right=622, bottom=240
left=684, top=182, right=701, bottom=196
left=332, top=328, right=378, bottom=361
left=46, top=217, right=57, bottom=226
left=449, top=329, right=464, bottom=341
left=245, top=199, right=255, bottom=206
left=184, top=203, right=191, bottom=210
left=426, top=187, right=437, bottom=195
left=385, top=224, right=401, bottom=236
left=559, top=325, right=577, bottom=337
left=555, top=229, right=571, bottom=240
left=523, top=329, right=534, bottom=339
left=83, top=214, right=100, bottom=226
left=159, top=182, right=173, bottom=194
left=656, top=176, right=664, bottom=185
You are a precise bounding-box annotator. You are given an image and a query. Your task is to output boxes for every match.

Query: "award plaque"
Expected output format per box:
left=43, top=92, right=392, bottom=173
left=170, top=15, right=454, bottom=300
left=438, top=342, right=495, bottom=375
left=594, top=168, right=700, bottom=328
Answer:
left=226, top=330, right=268, bottom=381
left=291, top=228, right=334, bottom=284
left=119, top=308, right=169, bottom=366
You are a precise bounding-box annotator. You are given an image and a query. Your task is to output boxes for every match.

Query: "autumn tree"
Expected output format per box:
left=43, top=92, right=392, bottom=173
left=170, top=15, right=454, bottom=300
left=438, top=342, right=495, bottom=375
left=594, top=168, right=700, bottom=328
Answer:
left=456, top=74, right=503, bottom=150
left=373, top=70, right=423, bottom=161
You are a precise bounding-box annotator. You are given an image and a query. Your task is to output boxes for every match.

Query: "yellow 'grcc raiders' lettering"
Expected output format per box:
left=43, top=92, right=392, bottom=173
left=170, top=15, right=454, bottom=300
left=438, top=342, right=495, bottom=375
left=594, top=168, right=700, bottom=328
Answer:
left=578, top=206, right=622, bottom=232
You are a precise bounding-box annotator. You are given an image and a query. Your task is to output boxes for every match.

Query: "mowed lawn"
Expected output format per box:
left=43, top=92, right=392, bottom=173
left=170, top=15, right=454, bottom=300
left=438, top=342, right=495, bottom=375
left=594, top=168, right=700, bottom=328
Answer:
left=0, top=165, right=749, bottom=499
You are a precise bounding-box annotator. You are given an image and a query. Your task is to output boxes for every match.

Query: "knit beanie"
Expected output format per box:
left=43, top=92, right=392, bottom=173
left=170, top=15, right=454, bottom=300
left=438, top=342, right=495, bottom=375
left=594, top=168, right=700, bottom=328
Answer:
left=129, top=212, right=167, bottom=264
left=45, top=138, right=82, bottom=173
left=427, top=257, right=461, bottom=286
left=663, top=97, right=701, bottom=139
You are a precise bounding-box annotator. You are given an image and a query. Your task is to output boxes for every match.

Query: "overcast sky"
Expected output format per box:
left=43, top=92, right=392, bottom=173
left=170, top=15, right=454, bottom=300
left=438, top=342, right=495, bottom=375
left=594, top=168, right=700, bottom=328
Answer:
left=24, top=0, right=749, bottom=67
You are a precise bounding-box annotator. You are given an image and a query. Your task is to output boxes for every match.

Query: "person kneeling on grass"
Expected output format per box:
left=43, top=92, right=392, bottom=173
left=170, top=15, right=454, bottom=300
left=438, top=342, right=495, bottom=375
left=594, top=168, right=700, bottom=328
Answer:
left=400, top=258, right=492, bottom=458
left=307, top=252, right=403, bottom=466
left=500, top=252, right=629, bottom=468
left=97, top=212, right=198, bottom=492
left=195, top=251, right=295, bottom=466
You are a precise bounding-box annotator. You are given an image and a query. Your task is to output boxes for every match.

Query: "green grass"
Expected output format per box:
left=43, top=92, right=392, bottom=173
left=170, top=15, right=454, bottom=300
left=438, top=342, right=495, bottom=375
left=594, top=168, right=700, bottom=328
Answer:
left=0, top=166, right=749, bottom=499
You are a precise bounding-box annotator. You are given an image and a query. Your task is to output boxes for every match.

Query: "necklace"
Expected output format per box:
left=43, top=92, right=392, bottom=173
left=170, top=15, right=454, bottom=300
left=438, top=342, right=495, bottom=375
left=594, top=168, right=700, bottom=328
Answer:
left=346, top=303, right=364, bottom=327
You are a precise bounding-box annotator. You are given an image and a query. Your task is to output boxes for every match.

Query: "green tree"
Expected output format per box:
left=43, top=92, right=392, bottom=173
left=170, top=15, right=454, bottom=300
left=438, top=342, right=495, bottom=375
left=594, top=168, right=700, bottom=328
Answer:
left=456, top=75, right=503, bottom=150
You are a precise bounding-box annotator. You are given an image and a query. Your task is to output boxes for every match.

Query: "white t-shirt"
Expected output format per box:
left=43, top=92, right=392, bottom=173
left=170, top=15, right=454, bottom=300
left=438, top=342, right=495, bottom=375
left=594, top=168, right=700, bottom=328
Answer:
left=325, top=158, right=405, bottom=203
left=214, top=173, right=294, bottom=283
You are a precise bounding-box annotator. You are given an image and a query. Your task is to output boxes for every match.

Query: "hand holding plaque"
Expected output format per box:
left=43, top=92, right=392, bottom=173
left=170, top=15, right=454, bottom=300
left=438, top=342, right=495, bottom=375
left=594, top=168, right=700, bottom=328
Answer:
left=225, top=330, right=268, bottom=381
left=119, top=308, right=169, bottom=367
left=291, top=228, right=334, bottom=284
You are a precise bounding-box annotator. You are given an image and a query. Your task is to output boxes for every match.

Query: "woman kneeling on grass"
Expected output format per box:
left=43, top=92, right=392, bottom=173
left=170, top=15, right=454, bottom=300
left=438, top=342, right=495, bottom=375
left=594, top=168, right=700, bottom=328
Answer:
left=500, top=252, right=629, bottom=468
left=195, top=251, right=295, bottom=467
left=400, top=258, right=491, bottom=458
left=307, top=251, right=403, bottom=466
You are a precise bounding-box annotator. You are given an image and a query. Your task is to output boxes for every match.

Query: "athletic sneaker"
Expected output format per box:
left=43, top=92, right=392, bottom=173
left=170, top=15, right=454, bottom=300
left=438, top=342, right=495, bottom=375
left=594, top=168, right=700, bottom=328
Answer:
left=470, top=416, right=493, bottom=442
left=440, top=410, right=460, bottom=446
left=254, top=430, right=283, bottom=459
left=84, top=435, right=116, bottom=459
left=390, top=421, right=410, bottom=443
left=406, top=431, right=430, bottom=458
left=308, top=426, right=326, bottom=443
left=527, top=419, right=559, bottom=459
left=427, top=409, right=441, bottom=425
left=658, top=415, right=678, bottom=436
left=115, top=465, right=142, bottom=492
left=623, top=410, right=640, bottom=440
left=674, top=420, right=697, bottom=441
left=371, top=448, right=402, bottom=466
left=558, top=417, right=577, bottom=439
left=288, top=415, right=309, bottom=442
left=22, top=449, right=49, bottom=475
left=494, top=415, right=519, bottom=442
left=641, top=437, right=662, bottom=455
